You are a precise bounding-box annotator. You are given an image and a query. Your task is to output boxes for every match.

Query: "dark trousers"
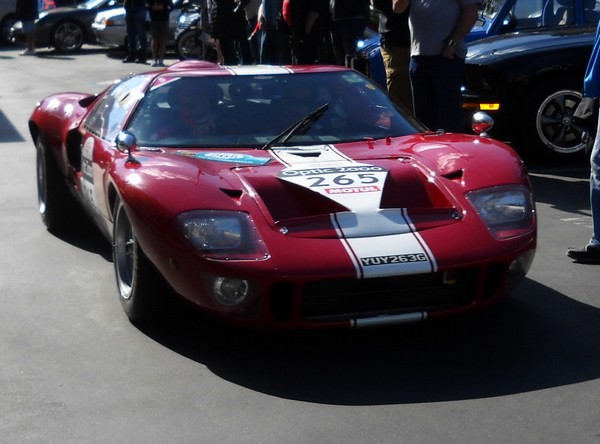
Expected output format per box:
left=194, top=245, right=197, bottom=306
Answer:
left=409, top=55, right=465, bottom=133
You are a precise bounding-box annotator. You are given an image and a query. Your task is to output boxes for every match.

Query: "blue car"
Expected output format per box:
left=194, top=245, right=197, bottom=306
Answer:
left=351, top=0, right=600, bottom=89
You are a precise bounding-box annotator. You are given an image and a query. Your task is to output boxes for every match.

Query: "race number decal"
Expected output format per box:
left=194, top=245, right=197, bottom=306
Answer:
left=278, top=164, right=387, bottom=212
left=273, top=145, right=436, bottom=277
left=81, top=137, right=97, bottom=207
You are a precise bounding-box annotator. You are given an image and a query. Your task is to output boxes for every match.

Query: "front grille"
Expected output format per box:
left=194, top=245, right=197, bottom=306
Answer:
left=300, top=270, right=477, bottom=322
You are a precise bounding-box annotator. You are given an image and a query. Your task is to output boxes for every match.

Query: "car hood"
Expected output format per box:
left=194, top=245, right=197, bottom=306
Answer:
left=127, top=135, right=521, bottom=239
left=467, top=27, right=596, bottom=62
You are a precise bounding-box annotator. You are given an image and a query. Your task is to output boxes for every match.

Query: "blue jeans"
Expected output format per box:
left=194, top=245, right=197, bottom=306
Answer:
left=589, top=114, right=600, bottom=248
left=125, top=6, right=147, bottom=58
left=409, top=55, right=465, bottom=133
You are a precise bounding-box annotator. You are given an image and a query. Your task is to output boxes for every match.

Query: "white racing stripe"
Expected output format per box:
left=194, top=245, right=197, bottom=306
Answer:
left=274, top=145, right=436, bottom=278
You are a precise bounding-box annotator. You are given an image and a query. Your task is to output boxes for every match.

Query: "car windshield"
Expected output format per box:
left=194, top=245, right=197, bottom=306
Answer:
left=125, top=71, right=419, bottom=148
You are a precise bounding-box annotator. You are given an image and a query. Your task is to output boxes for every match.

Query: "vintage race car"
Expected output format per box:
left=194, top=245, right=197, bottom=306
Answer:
left=30, top=61, right=536, bottom=329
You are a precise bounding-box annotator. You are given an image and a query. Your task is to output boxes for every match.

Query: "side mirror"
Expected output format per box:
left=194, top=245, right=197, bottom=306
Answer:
left=116, top=131, right=140, bottom=164
left=471, top=111, right=494, bottom=137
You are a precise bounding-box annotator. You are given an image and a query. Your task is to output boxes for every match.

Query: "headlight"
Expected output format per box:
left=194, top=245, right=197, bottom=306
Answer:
left=466, top=184, right=535, bottom=240
left=176, top=210, right=269, bottom=260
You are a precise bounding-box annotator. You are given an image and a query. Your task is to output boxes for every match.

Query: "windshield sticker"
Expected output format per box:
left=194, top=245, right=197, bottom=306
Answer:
left=174, top=151, right=271, bottom=165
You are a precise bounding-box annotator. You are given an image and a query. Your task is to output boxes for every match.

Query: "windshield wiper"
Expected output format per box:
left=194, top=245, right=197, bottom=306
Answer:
left=261, top=102, right=330, bottom=150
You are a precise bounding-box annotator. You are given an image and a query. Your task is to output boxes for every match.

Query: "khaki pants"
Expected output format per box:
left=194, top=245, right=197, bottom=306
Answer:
left=380, top=45, right=412, bottom=112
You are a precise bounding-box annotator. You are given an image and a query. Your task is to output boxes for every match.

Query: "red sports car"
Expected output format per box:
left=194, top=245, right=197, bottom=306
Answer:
left=30, top=61, right=536, bottom=329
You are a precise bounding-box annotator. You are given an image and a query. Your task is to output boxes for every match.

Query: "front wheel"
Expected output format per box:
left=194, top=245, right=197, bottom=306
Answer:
left=52, top=20, right=84, bottom=52
left=113, top=198, right=164, bottom=324
left=519, top=78, right=587, bottom=161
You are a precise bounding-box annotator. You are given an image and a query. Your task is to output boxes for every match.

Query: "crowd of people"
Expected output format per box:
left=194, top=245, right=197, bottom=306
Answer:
left=203, top=0, right=372, bottom=67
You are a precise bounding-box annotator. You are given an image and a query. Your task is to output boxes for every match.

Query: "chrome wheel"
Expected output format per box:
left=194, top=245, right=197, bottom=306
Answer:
left=112, top=198, right=164, bottom=323
left=53, top=21, right=84, bottom=52
left=113, top=200, right=136, bottom=301
left=535, top=88, right=585, bottom=156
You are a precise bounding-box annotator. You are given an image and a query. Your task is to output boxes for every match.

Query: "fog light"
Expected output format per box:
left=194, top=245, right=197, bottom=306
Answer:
left=212, top=276, right=250, bottom=306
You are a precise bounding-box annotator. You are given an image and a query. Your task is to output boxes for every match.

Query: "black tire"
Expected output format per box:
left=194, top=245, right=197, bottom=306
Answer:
left=52, top=20, right=84, bottom=52
left=518, top=77, right=587, bottom=161
left=1, top=14, right=17, bottom=45
left=36, top=134, right=78, bottom=232
left=175, top=29, right=215, bottom=60
left=113, top=198, right=164, bottom=324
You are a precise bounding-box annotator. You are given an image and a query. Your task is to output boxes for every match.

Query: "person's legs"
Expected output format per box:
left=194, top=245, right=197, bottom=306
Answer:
left=589, top=124, right=600, bottom=248
left=380, top=44, right=411, bottom=111
left=566, top=114, right=600, bottom=262
left=409, top=56, right=437, bottom=130
left=124, top=11, right=137, bottom=61
left=431, top=56, right=465, bottom=133
left=133, top=7, right=147, bottom=62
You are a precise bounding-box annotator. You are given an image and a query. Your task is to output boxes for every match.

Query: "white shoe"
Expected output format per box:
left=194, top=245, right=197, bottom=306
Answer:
left=20, top=49, right=37, bottom=56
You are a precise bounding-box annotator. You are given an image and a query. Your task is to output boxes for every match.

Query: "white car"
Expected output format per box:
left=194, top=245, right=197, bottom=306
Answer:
left=92, top=0, right=189, bottom=49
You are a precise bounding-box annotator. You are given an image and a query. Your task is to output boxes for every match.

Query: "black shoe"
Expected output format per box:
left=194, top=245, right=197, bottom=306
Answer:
left=122, top=57, right=135, bottom=63
left=135, top=58, right=147, bottom=64
left=566, top=245, right=600, bottom=264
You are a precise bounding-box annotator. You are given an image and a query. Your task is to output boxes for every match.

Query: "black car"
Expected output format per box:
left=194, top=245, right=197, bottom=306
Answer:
left=462, top=26, right=597, bottom=160
left=12, top=0, right=123, bottom=52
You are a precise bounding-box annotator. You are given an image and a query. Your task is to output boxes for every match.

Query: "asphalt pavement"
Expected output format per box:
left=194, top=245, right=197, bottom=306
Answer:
left=0, top=43, right=599, bottom=444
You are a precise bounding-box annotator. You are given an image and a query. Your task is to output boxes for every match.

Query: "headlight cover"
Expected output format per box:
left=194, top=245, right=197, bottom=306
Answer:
left=466, top=184, right=535, bottom=240
left=176, top=210, right=269, bottom=260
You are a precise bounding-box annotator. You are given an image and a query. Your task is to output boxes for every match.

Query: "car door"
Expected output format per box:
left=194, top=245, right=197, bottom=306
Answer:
left=80, top=75, right=153, bottom=221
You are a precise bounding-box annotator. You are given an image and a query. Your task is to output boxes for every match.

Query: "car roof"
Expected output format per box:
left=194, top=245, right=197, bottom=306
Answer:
left=161, top=61, right=352, bottom=77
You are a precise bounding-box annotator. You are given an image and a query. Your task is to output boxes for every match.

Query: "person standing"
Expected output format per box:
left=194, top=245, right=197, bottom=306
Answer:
left=242, top=0, right=261, bottom=63
left=16, top=0, right=38, bottom=56
left=146, top=0, right=172, bottom=67
left=393, top=0, right=478, bottom=132
left=566, top=22, right=600, bottom=264
left=123, top=0, right=148, bottom=63
left=208, top=0, right=246, bottom=65
left=372, top=0, right=411, bottom=110
left=329, top=0, right=370, bottom=66
left=284, top=0, right=327, bottom=64
left=259, top=0, right=291, bottom=64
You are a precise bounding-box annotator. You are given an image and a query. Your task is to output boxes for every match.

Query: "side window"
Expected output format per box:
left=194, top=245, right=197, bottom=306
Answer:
left=511, top=0, right=543, bottom=29
left=511, top=0, right=575, bottom=29
left=584, top=0, right=600, bottom=24
left=84, top=75, right=151, bottom=142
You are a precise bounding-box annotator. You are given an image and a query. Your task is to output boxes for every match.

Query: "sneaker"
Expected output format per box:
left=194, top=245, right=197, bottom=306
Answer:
left=157, top=61, right=165, bottom=67
left=566, top=245, right=600, bottom=264
left=20, top=49, right=37, bottom=56
left=135, top=58, right=147, bottom=64
left=151, top=60, right=158, bottom=67
left=122, top=57, right=135, bottom=63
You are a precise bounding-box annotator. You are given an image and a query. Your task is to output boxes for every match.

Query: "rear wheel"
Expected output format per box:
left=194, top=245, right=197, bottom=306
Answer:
left=36, top=135, right=77, bottom=232
left=52, top=20, right=84, bottom=52
left=113, top=198, right=164, bottom=324
left=519, top=77, right=587, bottom=161
left=175, top=29, right=215, bottom=60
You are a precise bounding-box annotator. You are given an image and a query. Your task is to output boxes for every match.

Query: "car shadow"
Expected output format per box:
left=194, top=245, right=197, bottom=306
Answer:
left=49, top=214, right=113, bottom=262
left=138, top=278, right=600, bottom=405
